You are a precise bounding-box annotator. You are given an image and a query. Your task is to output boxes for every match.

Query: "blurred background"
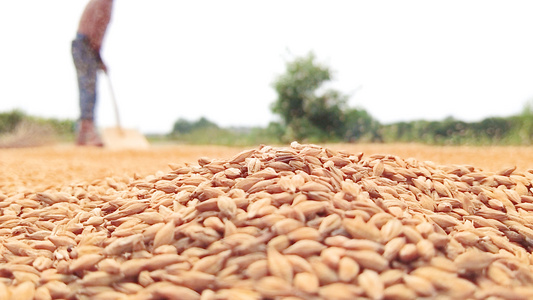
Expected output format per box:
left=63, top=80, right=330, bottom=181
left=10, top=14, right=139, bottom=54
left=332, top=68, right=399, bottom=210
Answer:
left=1, top=0, right=533, bottom=146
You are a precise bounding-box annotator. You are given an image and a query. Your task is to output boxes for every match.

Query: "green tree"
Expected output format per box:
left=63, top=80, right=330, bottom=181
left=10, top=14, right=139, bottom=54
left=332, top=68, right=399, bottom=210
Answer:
left=343, top=108, right=382, bottom=142
left=271, top=52, right=348, bottom=141
left=172, top=118, right=194, bottom=134
left=171, top=117, right=218, bottom=135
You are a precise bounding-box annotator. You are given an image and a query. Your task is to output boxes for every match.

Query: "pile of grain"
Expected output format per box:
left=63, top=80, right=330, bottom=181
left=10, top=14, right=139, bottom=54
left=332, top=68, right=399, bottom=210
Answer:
left=1, top=142, right=533, bottom=300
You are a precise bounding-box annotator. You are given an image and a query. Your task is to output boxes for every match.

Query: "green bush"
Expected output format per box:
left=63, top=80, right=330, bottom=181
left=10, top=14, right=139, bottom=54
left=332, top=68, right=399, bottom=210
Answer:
left=0, top=110, right=25, bottom=133
left=0, top=109, right=75, bottom=143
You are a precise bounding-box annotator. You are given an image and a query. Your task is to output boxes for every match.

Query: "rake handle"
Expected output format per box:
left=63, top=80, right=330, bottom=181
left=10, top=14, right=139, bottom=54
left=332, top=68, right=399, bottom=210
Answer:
left=102, top=70, right=122, bottom=131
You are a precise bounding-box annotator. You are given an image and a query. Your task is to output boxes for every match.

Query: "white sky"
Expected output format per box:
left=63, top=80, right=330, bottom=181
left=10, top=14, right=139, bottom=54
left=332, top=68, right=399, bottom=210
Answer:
left=1, top=1, right=533, bottom=134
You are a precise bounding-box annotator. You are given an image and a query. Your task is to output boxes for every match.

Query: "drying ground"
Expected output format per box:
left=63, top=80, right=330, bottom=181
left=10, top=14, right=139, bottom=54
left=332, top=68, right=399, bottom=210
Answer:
left=2, top=143, right=533, bottom=195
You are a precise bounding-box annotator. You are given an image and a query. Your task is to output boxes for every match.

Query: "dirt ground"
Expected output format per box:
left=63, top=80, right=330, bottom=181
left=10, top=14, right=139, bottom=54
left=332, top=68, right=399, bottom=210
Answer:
left=2, top=143, right=533, bottom=195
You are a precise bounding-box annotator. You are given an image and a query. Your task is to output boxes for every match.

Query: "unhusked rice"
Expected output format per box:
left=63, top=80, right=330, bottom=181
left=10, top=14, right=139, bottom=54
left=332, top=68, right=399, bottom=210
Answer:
left=1, top=142, right=533, bottom=299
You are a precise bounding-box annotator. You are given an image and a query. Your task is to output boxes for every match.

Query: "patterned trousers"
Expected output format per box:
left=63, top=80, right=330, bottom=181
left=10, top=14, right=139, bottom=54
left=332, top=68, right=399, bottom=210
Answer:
left=72, top=33, right=99, bottom=121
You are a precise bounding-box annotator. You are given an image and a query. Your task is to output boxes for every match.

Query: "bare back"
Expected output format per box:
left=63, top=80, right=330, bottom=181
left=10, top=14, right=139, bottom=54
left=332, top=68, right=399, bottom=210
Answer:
left=77, top=0, right=113, bottom=52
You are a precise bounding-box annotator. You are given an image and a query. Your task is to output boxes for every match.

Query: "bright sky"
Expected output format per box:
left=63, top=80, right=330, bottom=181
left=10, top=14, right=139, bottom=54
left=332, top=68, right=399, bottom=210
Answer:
left=1, top=1, right=533, bottom=134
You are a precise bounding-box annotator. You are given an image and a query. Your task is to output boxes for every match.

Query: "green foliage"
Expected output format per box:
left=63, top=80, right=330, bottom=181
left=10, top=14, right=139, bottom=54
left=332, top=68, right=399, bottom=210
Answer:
left=381, top=109, right=533, bottom=145
left=0, top=109, right=25, bottom=133
left=382, top=117, right=470, bottom=144
left=164, top=99, right=533, bottom=146
left=272, top=53, right=331, bottom=123
left=168, top=125, right=280, bottom=146
left=271, top=52, right=350, bottom=142
left=522, top=98, right=533, bottom=116
left=166, top=59, right=533, bottom=146
left=515, top=99, right=533, bottom=144
left=0, top=109, right=75, bottom=138
left=47, top=119, right=76, bottom=138
left=264, top=122, right=286, bottom=141
left=343, top=108, right=383, bottom=142
left=172, top=118, right=194, bottom=134
left=172, top=117, right=218, bottom=135
left=169, top=117, right=280, bottom=146
left=0, top=110, right=75, bottom=147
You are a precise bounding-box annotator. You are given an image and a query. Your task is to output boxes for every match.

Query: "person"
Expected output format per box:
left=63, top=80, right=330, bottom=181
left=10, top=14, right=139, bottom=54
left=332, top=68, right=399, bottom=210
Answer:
left=72, top=0, right=114, bottom=146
